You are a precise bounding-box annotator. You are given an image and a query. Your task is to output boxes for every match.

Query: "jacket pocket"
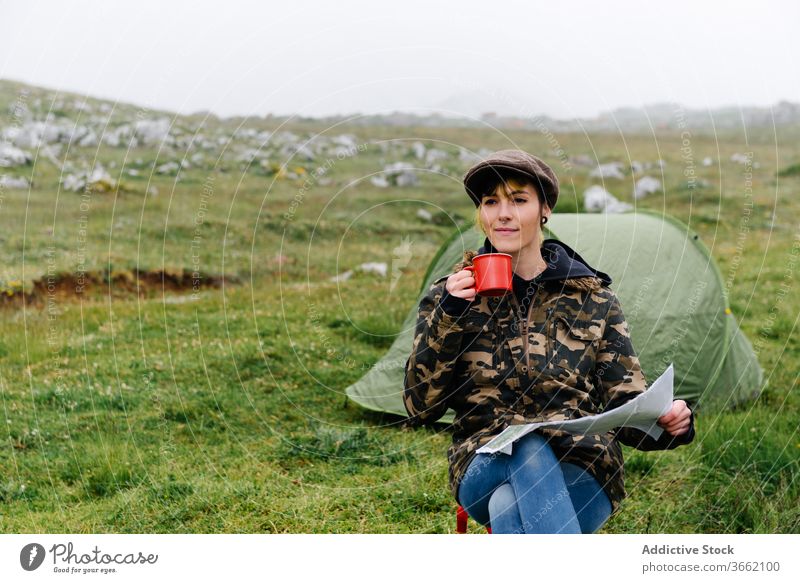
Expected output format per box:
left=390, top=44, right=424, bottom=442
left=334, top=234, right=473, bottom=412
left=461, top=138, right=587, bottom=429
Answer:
left=458, top=313, right=499, bottom=385
left=461, top=312, right=492, bottom=334
left=549, top=315, right=602, bottom=374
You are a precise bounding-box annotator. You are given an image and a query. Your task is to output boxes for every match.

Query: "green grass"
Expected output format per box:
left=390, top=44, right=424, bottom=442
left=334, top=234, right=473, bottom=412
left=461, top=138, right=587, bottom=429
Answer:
left=1, top=82, right=799, bottom=532
left=777, top=162, right=800, bottom=177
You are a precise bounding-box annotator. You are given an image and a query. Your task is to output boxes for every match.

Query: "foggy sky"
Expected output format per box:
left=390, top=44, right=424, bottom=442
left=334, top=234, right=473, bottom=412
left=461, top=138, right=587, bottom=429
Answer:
left=1, top=0, right=797, bottom=120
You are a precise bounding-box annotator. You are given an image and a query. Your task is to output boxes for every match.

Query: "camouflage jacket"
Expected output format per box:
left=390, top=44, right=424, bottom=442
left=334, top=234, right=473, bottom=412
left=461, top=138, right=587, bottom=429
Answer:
left=403, top=238, right=695, bottom=518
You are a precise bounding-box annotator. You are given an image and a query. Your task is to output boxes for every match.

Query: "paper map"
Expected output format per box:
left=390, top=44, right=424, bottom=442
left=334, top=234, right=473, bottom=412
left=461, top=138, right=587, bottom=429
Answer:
left=476, top=364, right=675, bottom=455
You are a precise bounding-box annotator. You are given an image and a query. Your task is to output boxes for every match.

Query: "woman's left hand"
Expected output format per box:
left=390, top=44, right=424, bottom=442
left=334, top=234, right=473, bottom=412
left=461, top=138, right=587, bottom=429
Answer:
left=657, top=400, right=692, bottom=436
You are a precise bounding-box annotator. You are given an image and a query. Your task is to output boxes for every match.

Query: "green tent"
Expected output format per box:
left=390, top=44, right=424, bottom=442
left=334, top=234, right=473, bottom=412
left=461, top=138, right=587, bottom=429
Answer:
left=345, top=212, right=764, bottom=423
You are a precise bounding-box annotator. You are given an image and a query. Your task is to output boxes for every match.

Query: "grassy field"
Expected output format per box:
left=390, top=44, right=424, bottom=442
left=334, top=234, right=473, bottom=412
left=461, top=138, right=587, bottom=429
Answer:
left=1, top=83, right=799, bottom=532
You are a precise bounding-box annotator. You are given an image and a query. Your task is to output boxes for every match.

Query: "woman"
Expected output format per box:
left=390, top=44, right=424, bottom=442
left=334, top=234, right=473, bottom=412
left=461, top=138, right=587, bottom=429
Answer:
left=403, top=149, right=695, bottom=534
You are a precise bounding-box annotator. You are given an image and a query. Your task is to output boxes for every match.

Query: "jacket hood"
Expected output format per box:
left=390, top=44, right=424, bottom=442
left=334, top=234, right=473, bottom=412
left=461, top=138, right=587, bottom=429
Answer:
left=477, top=237, right=612, bottom=285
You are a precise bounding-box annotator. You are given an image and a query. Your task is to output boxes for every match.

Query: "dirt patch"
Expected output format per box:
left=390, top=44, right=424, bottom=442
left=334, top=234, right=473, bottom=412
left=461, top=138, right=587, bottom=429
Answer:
left=1, top=268, right=241, bottom=308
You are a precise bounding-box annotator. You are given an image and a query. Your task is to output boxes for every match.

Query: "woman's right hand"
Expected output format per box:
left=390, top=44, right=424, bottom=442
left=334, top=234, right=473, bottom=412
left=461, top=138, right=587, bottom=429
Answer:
left=446, top=269, right=477, bottom=301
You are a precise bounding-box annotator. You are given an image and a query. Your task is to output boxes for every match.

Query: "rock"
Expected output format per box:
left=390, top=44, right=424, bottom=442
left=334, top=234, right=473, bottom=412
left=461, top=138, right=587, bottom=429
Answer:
left=331, top=145, right=357, bottom=158
left=395, top=170, right=419, bottom=187
left=583, top=185, right=632, bottom=213
left=378, top=161, right=419, bottom=187
left=332, top=134, right=358, bottom=149
left=0, top=175, right=30, bottom=189
left=569, top=154, right=594, bottom=167
left=412, top=141, right=426, bottom=159
left=102, top=125, right=134, bottom=148
left=87, top=164, right=112, bottom=185
left=238, top=148, right=262, bottom=163
left=61, top=164, right=116, bottom=192
left=102, top=131, right=120, bottom=148
left=78, top=131, right=98, bottom=147
left=156, top=161, right=180, bottom=175
left=633, top=176, right=662, bottom=199
left=134, top=118, right=172, bottom=146
left=330, top=270, right=353, bottom=282
left=630, top=160, right=645, bottom=174
left=458, top=148, right=479, bottom=164
left=2, top=123, right=39, bottom=148
left=370, top=175, right=390, bottom=188
left=425, top=148, right=448, bottom=165
left=283, top=143, right=315, bottom=161
left=416, top=208, right=433, bottom=222
left=584, top=185, right=613, bottom=212
left=62, top=173, right=86, bottom=192
left=359, top=262, right=388, bottom=277
left=589, top=162, right=625, bottom=179
left=0, top=144, right=32, bottom=167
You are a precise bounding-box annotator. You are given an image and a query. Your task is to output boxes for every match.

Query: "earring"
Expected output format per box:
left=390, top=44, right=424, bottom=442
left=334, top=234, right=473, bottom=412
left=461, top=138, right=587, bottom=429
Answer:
left=541, top=216, right=548, bottom=225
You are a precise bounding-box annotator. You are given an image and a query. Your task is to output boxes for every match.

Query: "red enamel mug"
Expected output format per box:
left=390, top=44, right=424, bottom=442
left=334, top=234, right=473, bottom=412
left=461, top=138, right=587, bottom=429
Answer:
left=464, top=253, right=513, bottom=297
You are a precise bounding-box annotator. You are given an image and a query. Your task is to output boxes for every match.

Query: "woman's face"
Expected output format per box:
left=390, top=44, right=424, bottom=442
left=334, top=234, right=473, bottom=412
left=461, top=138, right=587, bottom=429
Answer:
left=479, top=181, right=550, bottom=255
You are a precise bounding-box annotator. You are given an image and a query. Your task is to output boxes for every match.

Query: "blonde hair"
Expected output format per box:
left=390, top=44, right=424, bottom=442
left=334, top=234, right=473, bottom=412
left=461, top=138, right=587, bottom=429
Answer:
left=474, top=176, right=548, bottom=245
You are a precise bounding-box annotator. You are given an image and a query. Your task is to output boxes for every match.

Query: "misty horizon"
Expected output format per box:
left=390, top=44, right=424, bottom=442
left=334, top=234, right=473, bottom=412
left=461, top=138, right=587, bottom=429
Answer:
left=1, top=0, right=797, bottom=122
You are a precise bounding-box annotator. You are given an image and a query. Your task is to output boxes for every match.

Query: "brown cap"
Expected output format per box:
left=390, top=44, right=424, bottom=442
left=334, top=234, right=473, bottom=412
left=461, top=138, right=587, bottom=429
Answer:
left=463, top=149, right=559, bottom=209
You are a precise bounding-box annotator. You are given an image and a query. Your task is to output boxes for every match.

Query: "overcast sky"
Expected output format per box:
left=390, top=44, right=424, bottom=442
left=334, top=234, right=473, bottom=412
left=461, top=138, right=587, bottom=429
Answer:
left=1, top=0, right=797, bottom=120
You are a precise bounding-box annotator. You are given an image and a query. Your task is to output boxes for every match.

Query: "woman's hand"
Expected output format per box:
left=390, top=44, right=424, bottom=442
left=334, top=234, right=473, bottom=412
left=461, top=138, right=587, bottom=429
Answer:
left=657, top=400, right=692, bottom=436
left=446, top=269, right=477, bottom=301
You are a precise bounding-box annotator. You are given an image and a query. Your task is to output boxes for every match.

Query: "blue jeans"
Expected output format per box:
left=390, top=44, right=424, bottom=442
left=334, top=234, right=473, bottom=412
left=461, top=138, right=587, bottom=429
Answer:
left=457, top=431, right=612, bottom=534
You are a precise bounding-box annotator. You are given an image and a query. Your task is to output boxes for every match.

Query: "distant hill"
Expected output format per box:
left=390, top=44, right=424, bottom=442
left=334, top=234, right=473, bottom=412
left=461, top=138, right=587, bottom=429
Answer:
left=2, top=78, right=798, bottom=133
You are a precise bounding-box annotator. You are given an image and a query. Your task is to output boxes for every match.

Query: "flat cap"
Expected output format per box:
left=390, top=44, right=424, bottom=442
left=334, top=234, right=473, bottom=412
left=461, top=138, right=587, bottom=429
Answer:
left=463, top=149, right=559, bottom=209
